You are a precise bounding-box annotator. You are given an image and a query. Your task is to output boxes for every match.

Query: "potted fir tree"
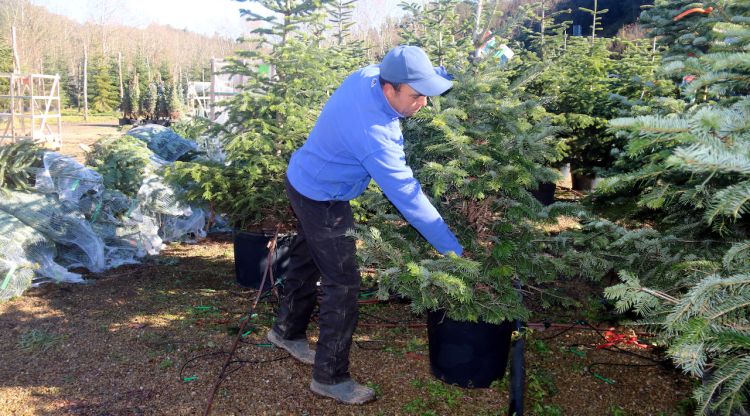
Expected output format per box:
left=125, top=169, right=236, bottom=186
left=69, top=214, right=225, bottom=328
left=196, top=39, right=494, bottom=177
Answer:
left=353, top=57, right=572, bottom=387
left=344, top=0, right=577, bottom=388
left=164, top=0, right=366, bottom=289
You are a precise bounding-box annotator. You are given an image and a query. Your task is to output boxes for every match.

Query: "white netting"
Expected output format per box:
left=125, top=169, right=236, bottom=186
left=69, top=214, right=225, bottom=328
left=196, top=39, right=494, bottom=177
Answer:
left=116, top=206, right=163, bottom=256
left=0, top=125, right=212, bottom=296
left=161, top=208, right=207, bottom=243
left=194, top=134, right=226, bottom=163
left=127, top=124, right=199, bottom=162
left=0, top=190, right=106, bottom=273
left=0, top=212, right=36, bottom=300
left=89, top=189, right=163, bottom=265
left=35, top=152, right=104, bottom=204
left=137, top=175, right=192, bottom=217
left=0, top=257, right=34, bottom=302
left=0, top=210, right=82, bottom=301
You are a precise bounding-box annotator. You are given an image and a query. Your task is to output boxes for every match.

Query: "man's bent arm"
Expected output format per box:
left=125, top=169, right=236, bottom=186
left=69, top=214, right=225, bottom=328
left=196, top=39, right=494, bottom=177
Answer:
left=361, top=146, right=463, bottom=256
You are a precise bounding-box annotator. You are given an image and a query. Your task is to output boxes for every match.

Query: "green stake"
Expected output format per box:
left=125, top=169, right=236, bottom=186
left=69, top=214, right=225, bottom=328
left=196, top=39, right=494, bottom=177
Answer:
left=1, top=265, right=17, bottom=291
left=593, top=373, right=615, bottom=384
left=568, top=347, right=586, bottom=357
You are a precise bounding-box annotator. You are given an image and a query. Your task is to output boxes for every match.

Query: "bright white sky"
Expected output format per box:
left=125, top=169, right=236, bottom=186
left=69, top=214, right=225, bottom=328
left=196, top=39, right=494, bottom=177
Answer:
left=29, top=0, right=254, bottom=38
left=28, top=0, right=407, bottom=39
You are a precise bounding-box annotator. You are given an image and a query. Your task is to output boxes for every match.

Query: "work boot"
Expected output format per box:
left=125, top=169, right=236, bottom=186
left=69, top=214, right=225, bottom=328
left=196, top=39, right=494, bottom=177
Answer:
left=310, top=379, right=376, bottom=405
left=266, top=329, right=315, bottom=365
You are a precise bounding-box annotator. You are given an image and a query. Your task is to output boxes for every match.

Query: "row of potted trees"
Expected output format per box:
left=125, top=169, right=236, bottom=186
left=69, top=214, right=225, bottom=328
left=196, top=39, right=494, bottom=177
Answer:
left=162, top=0, right=616, bottom=390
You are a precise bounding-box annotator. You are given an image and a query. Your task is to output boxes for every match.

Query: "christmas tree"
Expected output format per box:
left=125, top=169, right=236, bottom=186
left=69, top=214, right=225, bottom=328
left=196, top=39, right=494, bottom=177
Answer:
left=582, top=1, right=750, bottom=413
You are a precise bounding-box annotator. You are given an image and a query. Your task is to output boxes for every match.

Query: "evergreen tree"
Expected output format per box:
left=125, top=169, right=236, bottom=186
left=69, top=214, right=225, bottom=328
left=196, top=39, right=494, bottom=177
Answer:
left=121, top=84, right=132, bottom=118
left=398, top=0, right=473, bottom=68
left=167, top=80, right=183, bottom=120
left=133, top=54, right=152, bottom=98
left=141, top=82, right=158, bottom=120
left=585, top=1, right=750, bottom=413
left=325, top=0, right=368, bottom=71
left=0, top=35, right=12, bottom=72
left=522, top=0, right=572, bottom=60
left=156, top=81, right=168, bottom=120
left=166, top=0, right=365, bottom=229
left=326, top=0, right=356, bottom=46
left=123, top=72, right=140, bottom=119
left=525, top=36, right=616, bottom=177
left=580, top=0, right=608, bottom=43
left=352, top=0, right=573, bottom=323
left=88, top=55, right=120, bottom=113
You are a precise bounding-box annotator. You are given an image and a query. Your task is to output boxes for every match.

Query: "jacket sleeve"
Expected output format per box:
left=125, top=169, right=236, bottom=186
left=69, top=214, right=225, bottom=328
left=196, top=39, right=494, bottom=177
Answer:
left=361, top=145, right=463, bottom=256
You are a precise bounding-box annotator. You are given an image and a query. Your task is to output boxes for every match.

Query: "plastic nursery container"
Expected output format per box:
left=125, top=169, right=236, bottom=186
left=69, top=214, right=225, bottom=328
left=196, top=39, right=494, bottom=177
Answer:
left=427, top=310, right=512, bottom=388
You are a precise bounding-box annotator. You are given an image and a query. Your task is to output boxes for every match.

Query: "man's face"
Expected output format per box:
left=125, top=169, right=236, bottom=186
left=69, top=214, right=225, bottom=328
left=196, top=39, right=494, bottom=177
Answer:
left=384, top=83, right=428, bottom=117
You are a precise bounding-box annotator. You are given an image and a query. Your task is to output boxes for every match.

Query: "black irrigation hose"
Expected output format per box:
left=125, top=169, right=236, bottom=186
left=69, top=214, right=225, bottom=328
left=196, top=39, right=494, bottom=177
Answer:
left=354, top=339, right=388, bottom=350
left=202, top=230, right=281, bottom=416
left=179, top=348, right=291, bottom=381
left=535, top=322, right=580, bottom=340
left=358, top=310, right=425, bottom=327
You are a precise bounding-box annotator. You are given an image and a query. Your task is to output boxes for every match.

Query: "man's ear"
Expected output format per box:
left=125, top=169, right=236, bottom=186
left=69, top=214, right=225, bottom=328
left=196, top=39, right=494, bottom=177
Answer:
left=382, top=82, right=395, bottom=99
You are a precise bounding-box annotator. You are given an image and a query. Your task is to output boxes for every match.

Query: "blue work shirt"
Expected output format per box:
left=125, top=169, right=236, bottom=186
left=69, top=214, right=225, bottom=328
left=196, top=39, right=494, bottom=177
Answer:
left=287, top=65, right=463, bottom=256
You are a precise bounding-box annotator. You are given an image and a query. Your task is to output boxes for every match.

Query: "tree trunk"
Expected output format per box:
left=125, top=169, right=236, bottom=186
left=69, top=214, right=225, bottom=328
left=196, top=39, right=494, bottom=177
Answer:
left=540, top=0, right=546, bottom=56
left=473, top=0, right=483, bottom=45
left=11, top=26, right=21, bottom=73
left=118, top=51, right=124, bottom=100
left=83, top=43, right=88, bottom=121
left=590, top=0, right=598, bottom=44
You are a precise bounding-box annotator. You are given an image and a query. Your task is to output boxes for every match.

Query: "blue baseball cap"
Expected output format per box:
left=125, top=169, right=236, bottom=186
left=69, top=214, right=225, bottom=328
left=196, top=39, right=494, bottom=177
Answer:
left=380, top=45, right=453, bottom=97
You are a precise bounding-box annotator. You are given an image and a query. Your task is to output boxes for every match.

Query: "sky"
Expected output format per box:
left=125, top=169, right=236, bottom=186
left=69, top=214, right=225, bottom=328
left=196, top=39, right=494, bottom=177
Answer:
left=28, top=0, right=407, bottom=39
left=28, top=0, right=253, bottom=39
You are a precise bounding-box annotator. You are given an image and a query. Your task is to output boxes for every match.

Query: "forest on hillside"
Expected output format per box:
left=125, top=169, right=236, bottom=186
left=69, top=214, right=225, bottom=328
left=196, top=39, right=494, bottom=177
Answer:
left=0, top=0, right=651, bottom=117
left=0, top=0, right=244, bottom=111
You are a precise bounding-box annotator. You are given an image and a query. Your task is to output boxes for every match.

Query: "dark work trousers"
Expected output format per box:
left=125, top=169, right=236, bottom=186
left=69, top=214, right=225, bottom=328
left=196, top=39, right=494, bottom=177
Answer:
left=273, top=176, right=361, bottom=385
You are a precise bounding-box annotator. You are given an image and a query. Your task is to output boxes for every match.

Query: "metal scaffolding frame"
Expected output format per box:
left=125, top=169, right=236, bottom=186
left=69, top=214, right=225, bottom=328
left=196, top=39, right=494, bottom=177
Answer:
left=0, top=72, right=63, bottom=149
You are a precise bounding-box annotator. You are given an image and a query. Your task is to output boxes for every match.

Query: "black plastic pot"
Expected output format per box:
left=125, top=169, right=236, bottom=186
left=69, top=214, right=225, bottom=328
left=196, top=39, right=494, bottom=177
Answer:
left=233, top=231, right=294, bottom=290
left=427, top=310, right=512, bottom=388
left=529, top=182, right=556, bottom=206
left=572, top=173, right=596, bottom=191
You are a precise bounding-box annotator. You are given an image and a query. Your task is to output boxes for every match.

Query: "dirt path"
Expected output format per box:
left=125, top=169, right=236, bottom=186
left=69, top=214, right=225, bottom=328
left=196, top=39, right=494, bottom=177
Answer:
left=59, top=121, right=121, bottom=162
left=0, top=235, right=694, bottom=416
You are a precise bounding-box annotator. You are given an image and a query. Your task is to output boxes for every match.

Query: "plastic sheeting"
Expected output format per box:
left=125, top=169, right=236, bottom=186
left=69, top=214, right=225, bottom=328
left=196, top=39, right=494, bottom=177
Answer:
left=92, top=189, right=163, bottom=259
left=35, top=152, right=104, bottom=204
left=161, top=208, right=207, bottom=243
left=0, top=210, right=82, bottom=301
left=137, top=175, right=192, bottom=217
left=0, top=190, right=106, bottom=273
left=194, top=134, right=226, bottom=164
left=0, top=125, right=211, bottom=293
left=127, top=124, right=199, bottom=162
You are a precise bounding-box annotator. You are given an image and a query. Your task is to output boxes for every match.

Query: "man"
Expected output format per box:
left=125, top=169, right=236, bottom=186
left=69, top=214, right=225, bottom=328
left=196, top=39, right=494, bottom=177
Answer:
left=267, top=45, right=463, bottom=405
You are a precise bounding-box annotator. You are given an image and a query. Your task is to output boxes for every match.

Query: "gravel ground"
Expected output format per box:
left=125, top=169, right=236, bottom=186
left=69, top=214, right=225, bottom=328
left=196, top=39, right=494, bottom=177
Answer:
left=0, top=234, right=695, bottom=415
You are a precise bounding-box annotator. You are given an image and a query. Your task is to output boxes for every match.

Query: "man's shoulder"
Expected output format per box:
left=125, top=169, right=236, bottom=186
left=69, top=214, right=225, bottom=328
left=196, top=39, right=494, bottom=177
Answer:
left=339, top=65, right=380, bottom=92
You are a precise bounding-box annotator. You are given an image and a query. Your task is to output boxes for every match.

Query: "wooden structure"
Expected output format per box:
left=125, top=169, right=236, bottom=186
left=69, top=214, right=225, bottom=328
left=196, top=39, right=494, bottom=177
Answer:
left=209, top=58, right=248, bottom=122
left=205, top=58, right=273, bottom=122
left=0, top=73, right=62, bottom=149
left=186, top=81, right=211, bottom=119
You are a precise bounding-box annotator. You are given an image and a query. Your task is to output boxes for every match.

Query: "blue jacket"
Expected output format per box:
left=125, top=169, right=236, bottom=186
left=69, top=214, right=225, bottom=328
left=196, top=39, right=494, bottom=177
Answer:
left=287, top=65, right=463, bottom=256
